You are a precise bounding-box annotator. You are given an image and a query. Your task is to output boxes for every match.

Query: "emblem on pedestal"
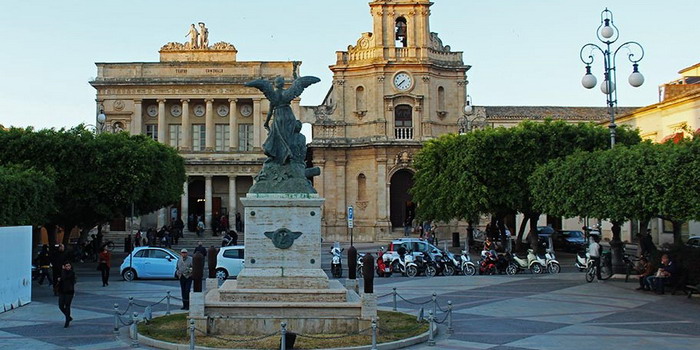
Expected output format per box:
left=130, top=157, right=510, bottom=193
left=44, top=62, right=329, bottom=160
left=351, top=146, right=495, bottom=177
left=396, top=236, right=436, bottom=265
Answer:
left=264, top=228, right=303, bottom=249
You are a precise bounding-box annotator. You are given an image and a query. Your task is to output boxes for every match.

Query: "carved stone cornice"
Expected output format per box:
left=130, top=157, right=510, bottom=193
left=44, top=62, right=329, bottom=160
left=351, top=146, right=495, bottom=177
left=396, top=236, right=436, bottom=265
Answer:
left=180, top=98, right=190, bottom=103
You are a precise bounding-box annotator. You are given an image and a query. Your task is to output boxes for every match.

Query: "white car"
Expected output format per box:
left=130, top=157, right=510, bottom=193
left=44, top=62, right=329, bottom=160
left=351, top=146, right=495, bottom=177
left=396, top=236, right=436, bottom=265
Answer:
left=120, top=246, right=179, bottom=281
left=215, top=245, right=245, bottom=280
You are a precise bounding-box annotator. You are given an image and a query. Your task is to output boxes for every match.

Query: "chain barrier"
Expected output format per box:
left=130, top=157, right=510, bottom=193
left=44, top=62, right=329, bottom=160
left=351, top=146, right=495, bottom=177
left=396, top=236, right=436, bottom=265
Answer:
left=193, top=328, right=278, bottom=343
left=130, top=295, right=168, bottom=308
left=432, top=311, right=450, bottom=325
left=396, top=293, right=433, bottom=305
left=376, top=322, right=427, bottom=334
left=435, top=301, right=448, bottom=313
left=117, top=314, right=134, bottom=327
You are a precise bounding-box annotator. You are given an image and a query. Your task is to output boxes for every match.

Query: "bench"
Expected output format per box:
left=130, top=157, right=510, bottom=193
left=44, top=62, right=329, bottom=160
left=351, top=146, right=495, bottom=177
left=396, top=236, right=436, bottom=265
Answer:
left=686, top=283, right=699, bottom=298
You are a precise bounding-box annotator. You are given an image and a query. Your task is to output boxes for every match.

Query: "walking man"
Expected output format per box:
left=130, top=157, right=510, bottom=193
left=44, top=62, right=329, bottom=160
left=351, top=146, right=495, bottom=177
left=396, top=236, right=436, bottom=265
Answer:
left=57, top=262, right=76, bottom=327
left=176, top=249, right=193, bottom=310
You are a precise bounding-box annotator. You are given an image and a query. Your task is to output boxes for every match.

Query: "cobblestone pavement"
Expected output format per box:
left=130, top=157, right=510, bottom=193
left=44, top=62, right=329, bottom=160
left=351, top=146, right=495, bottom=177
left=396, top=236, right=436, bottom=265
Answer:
left=2, top=252, right=699, bottom=350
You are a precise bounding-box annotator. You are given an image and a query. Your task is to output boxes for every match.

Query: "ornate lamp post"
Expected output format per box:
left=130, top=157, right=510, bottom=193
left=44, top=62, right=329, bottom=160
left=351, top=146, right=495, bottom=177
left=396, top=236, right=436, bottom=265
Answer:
left=457, top=95, right=486, bottom=134
left=579, top=8, right=644, bottom=148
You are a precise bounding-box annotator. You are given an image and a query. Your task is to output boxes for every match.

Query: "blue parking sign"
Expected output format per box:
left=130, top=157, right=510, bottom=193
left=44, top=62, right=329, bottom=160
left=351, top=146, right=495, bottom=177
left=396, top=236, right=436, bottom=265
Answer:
left=347, top=206, right=354, bottom=228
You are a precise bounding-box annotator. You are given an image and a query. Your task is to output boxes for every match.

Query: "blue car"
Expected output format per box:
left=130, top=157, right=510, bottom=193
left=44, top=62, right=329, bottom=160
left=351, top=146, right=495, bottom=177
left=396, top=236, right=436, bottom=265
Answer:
left=120, top=246, right=179, bottom=281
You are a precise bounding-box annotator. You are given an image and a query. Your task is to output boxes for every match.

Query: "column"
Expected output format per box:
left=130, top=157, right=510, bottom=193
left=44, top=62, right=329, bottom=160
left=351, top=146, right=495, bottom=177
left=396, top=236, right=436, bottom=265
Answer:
left=335, top=156, right=347, bottom=224
left=228, top=176, right=237, bottom=224
left=180, top=179, right=189, bottom=227
left=132, top=100, right=142, bottom=135
left=181, top=99, right=191, bottom=151
left=252, top=98, right=262, bottom=150
left=313, top=159, right=325, bottom=199
left=229, top=99, right=238, bottom=151
left=205, top=98, right=215, bottom=151
left=205, top=175, right=213, bottom=231
left=157, top=99, right=166, bottom=143
left=377, top=157, right=388, bottom=221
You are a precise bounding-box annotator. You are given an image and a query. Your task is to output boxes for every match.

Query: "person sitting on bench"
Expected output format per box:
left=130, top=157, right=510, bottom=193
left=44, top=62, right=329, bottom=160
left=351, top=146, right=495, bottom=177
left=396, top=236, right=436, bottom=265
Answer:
left=645, top=254, right=678, bottom=294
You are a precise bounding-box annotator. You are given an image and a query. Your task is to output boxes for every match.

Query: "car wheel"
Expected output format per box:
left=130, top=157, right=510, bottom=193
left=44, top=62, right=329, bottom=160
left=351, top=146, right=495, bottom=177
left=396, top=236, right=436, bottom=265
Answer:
left=548, top=262, right=561, bottom=274
left=215, top=268, right=228, bottom=281
left=406, top=265, right=418, bottom=278
left=122, top=269, right=136, bottom=282
left=530, top=263, right=543, bottom=274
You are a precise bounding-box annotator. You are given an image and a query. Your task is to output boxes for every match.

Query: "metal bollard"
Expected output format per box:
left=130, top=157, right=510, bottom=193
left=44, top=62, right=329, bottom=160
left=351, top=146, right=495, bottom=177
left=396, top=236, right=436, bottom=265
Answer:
left=432, top=292, right=437, bottom=317
left=447, top=301, right=453, bottom=335
left=280, top=322, right=287, bottom=350
left=113, top=303, right=119, bottom=337
left=189, top=319, right=195, bottom=350
left=392, top=287, right=397, bottom=311
left=371, top=318, right=378, bottom=350
left=130, top=312, right=139, bottom=347
left=144, top=305, right=153, bottom=322
left=427, top=311, right=435, bottom=346
left=166, top=291, right=171, bottom=315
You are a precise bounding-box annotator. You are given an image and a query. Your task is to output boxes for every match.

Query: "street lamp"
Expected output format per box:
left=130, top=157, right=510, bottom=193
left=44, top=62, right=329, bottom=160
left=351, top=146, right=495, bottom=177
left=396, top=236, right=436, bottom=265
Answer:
left=579, top=8, right=644, bottom=148
left=457, top=95, right=486, bottom=134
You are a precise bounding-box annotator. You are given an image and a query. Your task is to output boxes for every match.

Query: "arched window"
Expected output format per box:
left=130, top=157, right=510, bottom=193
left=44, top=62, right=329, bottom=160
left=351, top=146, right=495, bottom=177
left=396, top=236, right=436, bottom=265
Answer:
left=357, top=174, right=367, bottom=201
left=355, top=86, right=365, bottom=111
left=438, top=86, right=445, bottom=111
left=395, top=17, right=407, bottom=47
left=394, top=104, right=413, bottom=139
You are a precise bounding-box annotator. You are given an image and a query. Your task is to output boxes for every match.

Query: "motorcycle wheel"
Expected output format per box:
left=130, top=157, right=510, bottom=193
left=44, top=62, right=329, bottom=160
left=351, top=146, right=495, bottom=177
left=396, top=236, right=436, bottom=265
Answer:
left=530, top=263, right=543, bottom=274
left=444, top=265, right=455, bottom=277
left=463, top=263, right=477, bottom=276
left=585, top=267, right=595, bottom=283
left=392, top=261, right=401, bottom=273
left=406, top=265, right=418, bottom=278
left=600, top=264, right=613, bottom=280
left=426, top=265, right=437, bottom=277
left=506, top=264, right=518, bottom=276
left=488, top=266, right=497, bottom=275
left=548, top=262, right=561, bottom=274
left=356, top=266, right=363, bottom=278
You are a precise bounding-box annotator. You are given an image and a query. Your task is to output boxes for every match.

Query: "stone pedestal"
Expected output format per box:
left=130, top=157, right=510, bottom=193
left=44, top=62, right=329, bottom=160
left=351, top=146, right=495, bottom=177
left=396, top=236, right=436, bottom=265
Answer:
left=345, top=278, right=359, bottom=294
left=202, top=194, right=363, bottom=335
left=205, top=278, right=217, bottom=292
left=361, top=292, right=378, bottom=320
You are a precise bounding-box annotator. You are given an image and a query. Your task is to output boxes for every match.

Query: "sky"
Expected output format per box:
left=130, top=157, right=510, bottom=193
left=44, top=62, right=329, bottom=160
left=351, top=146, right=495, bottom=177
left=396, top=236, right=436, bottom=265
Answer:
left=0, top=0, right=698, bottom=129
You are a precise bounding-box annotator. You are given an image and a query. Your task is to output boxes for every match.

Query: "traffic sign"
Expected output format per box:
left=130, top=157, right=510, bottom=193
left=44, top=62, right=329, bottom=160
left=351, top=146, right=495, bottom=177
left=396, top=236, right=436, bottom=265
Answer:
left=347, top=206, right=354, bottom=228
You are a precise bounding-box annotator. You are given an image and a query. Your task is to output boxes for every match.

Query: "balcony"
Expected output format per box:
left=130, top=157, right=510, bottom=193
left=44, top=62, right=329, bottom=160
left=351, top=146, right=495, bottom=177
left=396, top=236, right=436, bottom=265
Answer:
left=394, top=127, right=413, bottom=140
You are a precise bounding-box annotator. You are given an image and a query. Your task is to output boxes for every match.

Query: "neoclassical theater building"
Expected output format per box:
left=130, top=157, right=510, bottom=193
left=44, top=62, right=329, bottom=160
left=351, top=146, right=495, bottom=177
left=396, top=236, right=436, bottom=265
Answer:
left=93, top=0, right=616, bottom=241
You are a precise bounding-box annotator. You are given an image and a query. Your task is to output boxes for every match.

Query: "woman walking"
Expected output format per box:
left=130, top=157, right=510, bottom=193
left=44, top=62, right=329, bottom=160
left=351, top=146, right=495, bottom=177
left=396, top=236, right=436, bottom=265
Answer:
left=36, top=245, right=53, bottom=286
left=57, top=262, right=76, bottom=328
left=98, top=246, right=112, bottom=287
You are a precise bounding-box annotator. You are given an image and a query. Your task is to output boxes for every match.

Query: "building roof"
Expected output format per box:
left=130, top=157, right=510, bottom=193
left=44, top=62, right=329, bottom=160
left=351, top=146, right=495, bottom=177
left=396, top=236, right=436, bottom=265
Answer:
left=679, top=62, right=700, bottom=74
left=483, top=106, right=639, bottom=121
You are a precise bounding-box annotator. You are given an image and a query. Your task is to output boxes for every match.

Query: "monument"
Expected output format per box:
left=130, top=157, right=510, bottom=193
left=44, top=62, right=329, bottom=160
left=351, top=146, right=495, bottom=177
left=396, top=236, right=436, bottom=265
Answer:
left=193, top=76, right=370, bottom=335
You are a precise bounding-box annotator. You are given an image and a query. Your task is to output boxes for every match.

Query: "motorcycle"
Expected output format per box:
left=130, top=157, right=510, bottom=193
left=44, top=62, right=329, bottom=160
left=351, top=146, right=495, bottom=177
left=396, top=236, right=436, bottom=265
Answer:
left=544, top=250, right=561, bottom=274
left=506, top=249, right=545, bottom=275
left=440, top=250, right=459, bottom=276
left=457, top=250, right=477, bottom=276
left=330, top=243, right=344, bottom=278
left=411, top=252, right=436, bottom=277
left=478, top=251, right=498, bottom=275
left=376, top=249, right=393, bottom=277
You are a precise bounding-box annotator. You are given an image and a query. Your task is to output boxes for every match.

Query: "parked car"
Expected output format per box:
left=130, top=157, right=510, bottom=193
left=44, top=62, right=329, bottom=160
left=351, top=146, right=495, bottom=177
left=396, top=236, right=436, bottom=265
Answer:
left=687, top=236, right=700, bottom=248
left=383, top=238, right=442, bottom=272
left=215, top=245, right=245, bottom=280
left=120, top=246, right=179, bottom=281
left=554, top=230, right=587, bottom=252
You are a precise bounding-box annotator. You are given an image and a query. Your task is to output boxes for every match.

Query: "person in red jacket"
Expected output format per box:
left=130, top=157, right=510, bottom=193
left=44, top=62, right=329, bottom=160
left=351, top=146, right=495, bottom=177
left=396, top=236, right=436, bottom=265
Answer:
left=98, top=246, right=112, bottom=287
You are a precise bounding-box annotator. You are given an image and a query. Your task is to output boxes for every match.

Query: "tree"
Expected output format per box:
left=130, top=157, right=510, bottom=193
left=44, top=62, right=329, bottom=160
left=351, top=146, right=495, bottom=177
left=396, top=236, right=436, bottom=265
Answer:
left=412, top=120, right=641, bottom=252
left=0, top=165, right=56, bottom=226
left=0, top=126, right=186, bottom=245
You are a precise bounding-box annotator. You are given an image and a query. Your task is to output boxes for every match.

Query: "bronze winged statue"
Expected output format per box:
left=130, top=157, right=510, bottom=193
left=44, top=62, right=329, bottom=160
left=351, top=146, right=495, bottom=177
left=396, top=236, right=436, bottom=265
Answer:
left=245, top=76, right=321, bottom=193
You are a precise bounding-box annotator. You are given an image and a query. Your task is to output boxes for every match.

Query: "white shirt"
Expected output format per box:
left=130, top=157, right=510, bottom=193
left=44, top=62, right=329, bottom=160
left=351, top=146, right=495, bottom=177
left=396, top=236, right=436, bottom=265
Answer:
left=588, top=241, right=600, bottom=258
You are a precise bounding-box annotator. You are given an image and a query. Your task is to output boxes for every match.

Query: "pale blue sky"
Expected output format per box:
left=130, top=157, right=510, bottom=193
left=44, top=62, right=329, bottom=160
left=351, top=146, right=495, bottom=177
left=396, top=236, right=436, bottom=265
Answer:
left=0, top=0, right=698, bottom=129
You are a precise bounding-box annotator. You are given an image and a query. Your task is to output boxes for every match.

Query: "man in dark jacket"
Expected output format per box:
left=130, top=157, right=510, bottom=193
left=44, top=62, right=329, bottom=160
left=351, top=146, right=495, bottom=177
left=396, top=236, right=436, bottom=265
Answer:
left=194, top=241, right=207, bottom=257
left=50, top=244, right=67, bottom=296
left=57, top=262, right=76, bottom=327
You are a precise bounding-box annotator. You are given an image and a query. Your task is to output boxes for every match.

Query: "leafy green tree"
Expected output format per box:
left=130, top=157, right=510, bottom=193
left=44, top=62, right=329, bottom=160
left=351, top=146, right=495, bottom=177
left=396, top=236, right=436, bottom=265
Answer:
left=0, top=165, right=56, bottom=226
left=0, top=127, right=186, bottom=245
left=412, top=120, right=640, bottom=252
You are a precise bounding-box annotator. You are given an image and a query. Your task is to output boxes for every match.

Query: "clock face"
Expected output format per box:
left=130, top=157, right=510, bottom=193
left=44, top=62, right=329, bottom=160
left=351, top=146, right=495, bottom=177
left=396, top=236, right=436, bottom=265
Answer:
left=240, top=104, right=253, bottom=117
left=193, top=104, right=205, bottom=117
left=393, top=72, right=412, bottom=91
left=146, top=105, right=158, bottom=117
left=170, top=104, right=182, bottom=117
left=217, top=105, right=229, bottom=117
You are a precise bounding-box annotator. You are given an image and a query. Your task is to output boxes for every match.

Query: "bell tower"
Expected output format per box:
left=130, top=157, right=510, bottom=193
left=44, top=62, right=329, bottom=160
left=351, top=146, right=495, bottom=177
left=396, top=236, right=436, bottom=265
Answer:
left=310, top=0, right=470, bottom=241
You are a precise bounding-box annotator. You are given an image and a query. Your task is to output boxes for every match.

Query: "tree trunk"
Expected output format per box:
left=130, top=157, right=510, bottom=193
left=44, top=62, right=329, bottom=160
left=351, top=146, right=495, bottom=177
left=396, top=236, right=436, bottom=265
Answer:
left=609, top=221, right=625, bottom=274
left=496, top=216, right=508, bottom=252
left=528, top=213, right=540, bottom=254
left=466, top=220, right=474, bottom=249
left=45, top=223, right=57, bottom=246
left=516, top=215, right=529, bottom=252
left=672, top=220, right=683, bottom=246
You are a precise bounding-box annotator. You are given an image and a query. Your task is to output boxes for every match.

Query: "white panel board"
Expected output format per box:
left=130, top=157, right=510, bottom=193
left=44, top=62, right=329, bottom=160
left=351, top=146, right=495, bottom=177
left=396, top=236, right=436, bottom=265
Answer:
left=0, top=226, right=32, bottom=313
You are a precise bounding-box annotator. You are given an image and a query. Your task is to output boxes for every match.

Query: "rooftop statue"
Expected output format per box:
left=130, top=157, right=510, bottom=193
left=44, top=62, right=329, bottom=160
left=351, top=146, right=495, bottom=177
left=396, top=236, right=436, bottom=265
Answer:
left=245, top=76, right=321, bottom=193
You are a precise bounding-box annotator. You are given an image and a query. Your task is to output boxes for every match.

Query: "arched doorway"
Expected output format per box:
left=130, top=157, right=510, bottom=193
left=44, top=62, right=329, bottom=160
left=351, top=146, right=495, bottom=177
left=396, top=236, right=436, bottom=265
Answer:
left=390, top=169, right=414, bottom=228
left=188, top=179, right=205, bottom=232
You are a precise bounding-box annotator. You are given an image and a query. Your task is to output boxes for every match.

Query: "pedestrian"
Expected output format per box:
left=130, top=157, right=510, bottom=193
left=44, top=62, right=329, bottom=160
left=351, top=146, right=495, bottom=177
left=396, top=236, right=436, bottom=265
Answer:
left=57, top=262, right=76, bottom=328
left=124, top=234, right=132, bottom=253
left=98, top=246, right=112, bottom=287
left=176, top=249, right=193, bottom=310
left=134, top=230, right=142, bottom=247
left=212, top=212, right=220, bottom=236
left=231, top=230, right=239, bottom=246
left=36, top=245, right=53, bottom=286
left=220, top=215, right=229, bottom=235
left=589, top=234, right=602, bottom=281
left=235, top=212, right=243, bottom=233
left=51, top=244, right=66, bottom=296
left=196, top=218, right=205, bottom=237
left=174, top=217, right=185, bottom=244
left=194, top=241, right=207, bottom=257
left=635, top=257, right=654, bottom=291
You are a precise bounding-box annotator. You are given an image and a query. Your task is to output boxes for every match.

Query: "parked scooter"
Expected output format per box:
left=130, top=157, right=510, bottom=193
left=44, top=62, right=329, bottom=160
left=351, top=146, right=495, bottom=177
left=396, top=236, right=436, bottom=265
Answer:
left=330, top=242, right=344, bottom=278
left=457, top=250, right=477, bottom=276
left=575, top=250, right=589, bottom=271
left=506, top=249, right=545, bottom=275
left=376, top=249, right=393, bottom=277
left=413, top=252, right=436, bottom=277
left=478, top=251, right=498, bottom=275
left=544, top=250, right=561, bottom=274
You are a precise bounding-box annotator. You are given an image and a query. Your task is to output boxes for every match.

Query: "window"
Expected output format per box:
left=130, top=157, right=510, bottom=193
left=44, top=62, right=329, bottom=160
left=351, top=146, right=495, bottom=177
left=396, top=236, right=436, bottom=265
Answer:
left=395, top=17, right=407, bottom=47
left=169, top=125, right=182, bottom=148
left=223, top=248, right=244, bottom=259
left=145, top=125, right=158, bottom=141
left=150, top=249, right=172, bottom=259
left=238, top=124, right=254, bottom=151
left=215, top=124, right=230, bottom=151
left=134, top=250, right=147, bottom=258
left=395, top=105, right=412, bottom=127
left=192, top=124, right=206, bottom=151
left=437, top=86, right=445, bottom=111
